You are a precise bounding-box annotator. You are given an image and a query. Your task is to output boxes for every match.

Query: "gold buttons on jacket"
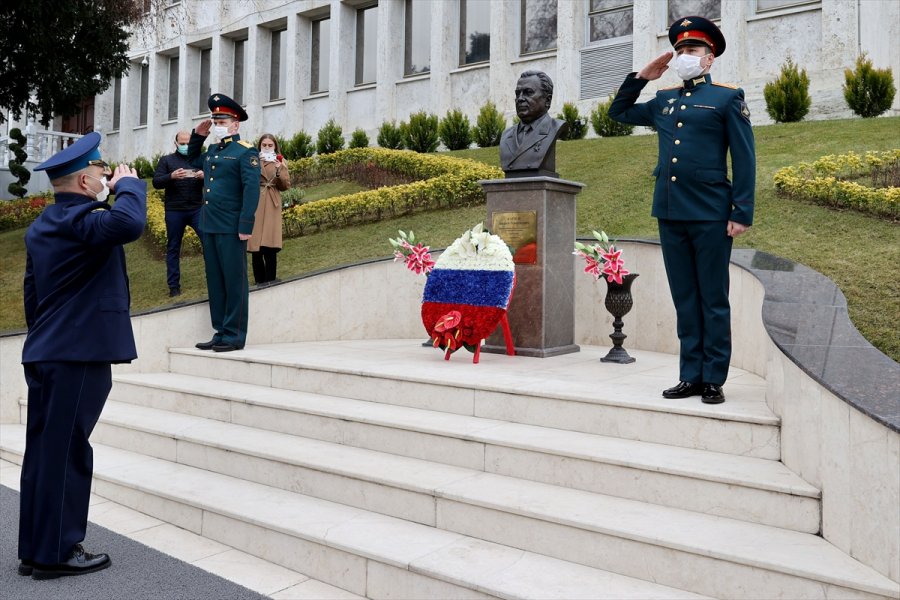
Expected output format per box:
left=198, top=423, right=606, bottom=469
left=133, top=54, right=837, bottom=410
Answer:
left=672, top=157, right=678, bottom=163
left=671, top=176, right=677, bottom=182
left=210, top=177, right=214, bottom=181
left=686, top=92, right=692, bottom=97
left=681, top=105, right=687, bottom=110
left=677, top=122, right=683, bottom=128
left=675, top=140, right=681, bottom=145
left=211, top=165, right=216, bottom=170
left=206, top=188, right=211, bottom=193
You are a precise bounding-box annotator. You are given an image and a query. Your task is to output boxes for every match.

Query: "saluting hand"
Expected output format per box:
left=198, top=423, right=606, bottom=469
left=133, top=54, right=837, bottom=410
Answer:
left=109, top=164, right=138, bottom=192
left=195, top=119, right=213, bottom=137
left=637, top=51, right=675, bottom=81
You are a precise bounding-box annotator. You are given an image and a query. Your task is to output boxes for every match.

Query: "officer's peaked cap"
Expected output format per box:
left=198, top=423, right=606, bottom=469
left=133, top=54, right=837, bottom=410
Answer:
left=33, top=132, right=103, bottom=180
left=208, top=93, right=248, bottom=121
left=668, top=16, right=726, bottom=57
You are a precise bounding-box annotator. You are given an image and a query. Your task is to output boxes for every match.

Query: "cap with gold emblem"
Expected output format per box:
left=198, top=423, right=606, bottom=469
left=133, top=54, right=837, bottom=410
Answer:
left=208, top=92, right=248, bottom=122
left=668, top=16, right=726, bottom=57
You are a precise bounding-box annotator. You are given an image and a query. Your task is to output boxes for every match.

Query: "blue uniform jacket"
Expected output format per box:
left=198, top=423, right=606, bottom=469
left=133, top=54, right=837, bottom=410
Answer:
left=609, top=73, right=756, bottom=225
left=22, top=178, right=147, bottom=364
left=187, top=132, right=259, bottom=235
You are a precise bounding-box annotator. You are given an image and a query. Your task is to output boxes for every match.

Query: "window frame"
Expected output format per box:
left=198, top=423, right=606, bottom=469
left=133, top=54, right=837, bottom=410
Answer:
left=269, top=27, right=288, bottom=101
left=355, top=3, right=378, bottom=86
left=311, top=17, right=331, bottom=93
left=404, top=0, right=431, bottom=76
left=586, top=0, right=635, bottom=47
left=755, top=0, right=819, bottom=13
left=197, top=47, right=211, bottom=116
left=112, top=76, right=121, bottom=131
left=459, top=0, right=491, bottom=67
left=167, top=55, right=179, bottom=121
left=138, top=62, right=149, bottom=127
left=519, top=0, right=558, bottom=56
left=666, top=0, right=721, bottom=28
left=232, top=38, right=246, bottom=105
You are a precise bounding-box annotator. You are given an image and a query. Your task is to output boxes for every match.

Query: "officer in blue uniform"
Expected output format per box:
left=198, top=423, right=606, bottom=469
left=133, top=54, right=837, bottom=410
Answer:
left=186, top=93, right=260, bottom=352
left=609, top=16, right=756, bottom=404
left=20, top=132, right=146, bottom=579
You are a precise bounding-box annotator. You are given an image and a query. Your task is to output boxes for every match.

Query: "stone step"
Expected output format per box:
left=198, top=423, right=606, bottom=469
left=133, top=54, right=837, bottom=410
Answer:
left=3, top=424, right=895, bottom=599
left=165, top=340, right=781, bottom=459
left=109, top=374, right=819, bottom=532
left=0, top=425, right=710, bottom=600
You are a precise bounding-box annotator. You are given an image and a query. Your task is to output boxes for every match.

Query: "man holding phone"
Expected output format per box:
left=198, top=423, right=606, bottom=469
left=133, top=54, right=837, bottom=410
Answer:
left=152, top=130, right=204, bottom=297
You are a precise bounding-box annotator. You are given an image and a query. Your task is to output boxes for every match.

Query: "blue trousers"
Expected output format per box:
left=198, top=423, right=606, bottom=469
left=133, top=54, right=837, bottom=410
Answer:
left=164, top=208, right=201, bottom=290
left=658, top=219, right=734, bottom=385
left=202, top=232, right=249, bottom=348
left=19, top=362, right=112, bottom=564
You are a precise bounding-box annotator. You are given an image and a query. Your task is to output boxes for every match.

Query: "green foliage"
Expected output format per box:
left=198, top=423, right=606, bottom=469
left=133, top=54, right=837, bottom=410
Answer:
left=843, top=54, right=896, bottom=118
left=402, top=112, right=440, bottom=153
left=131, top=155, right=154, bottom=179
left=438, top=110, right=473, bottom=151
left=556, top=103, right=588, bottom=140
left=316, top=119, right=345, bottom=155
left=145, top=189, right=201, bottom=254
left=280, top=187, right=306, bottom=209
left=472, top=101, right=506, bottom=148
left=763, top=58, right=812, bottom=123
left=590, top=95, right=634, bottom=137
left=6, top=127, right=30, bottom=198
left=283, top=131, right=315, bottom=159
left=150, top=152, right=163, bottom=174
left=0, top=192, right=51, bottom=231
left=349, top=128, right=370, bottom=149
left=377, top=121, right=405, bottom=150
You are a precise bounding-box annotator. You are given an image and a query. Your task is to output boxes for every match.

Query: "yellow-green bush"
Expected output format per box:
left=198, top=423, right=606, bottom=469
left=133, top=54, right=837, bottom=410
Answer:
left=773, top=149, right=900, bottom=219
left=283, top=148, right=503, bottom=236
left=145, top=189, right=202, bottom=253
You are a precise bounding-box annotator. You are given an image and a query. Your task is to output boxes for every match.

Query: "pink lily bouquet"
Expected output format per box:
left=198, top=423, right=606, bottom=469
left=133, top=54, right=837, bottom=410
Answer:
left=574, top=230, right=630, bottom=284
left=389, top=230, right=435, bottom=276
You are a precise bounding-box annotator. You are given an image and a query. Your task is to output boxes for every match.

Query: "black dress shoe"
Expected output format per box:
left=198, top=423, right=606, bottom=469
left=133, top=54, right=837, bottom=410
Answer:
left=701, top=384, right=725, bottom=404
left=169, top=287, right=182, bottom=298
left=18, top=560, right=33, bottom=576
left=31, top=544, right=111, bottom=580
left=662, top=381, right=703, bottom=399
left=195, top=338, right=219, bottom=350
left=212, top=343, right=242, bottom=352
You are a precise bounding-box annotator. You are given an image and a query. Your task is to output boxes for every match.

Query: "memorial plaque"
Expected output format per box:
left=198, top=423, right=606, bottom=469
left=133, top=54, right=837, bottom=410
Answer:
left=492, top=211, right=537, bottom=264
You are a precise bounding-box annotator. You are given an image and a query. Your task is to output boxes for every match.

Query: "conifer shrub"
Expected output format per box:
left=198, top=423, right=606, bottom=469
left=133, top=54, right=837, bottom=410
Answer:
left=316, top=119, right=345, bottom=155
left=763, top=58, right=812, bottom=123
left=6, top=128, right=30, bottom=198
left=472, top=101, right=506, bottom=148
left=556, top=103, right=588, bottom=140
left=403, top=112, right=440, bottom=153
left=843, top=54, right=896, bottom=118
left=438, top=109, right=473, bottom=151
left=349, top=128, right=370, bottom=149
left=283, top=131, right=315, bottom=159
left=590, top=95, right=634, bottom=137
left=377, top=121, right=405, bottom=149
left=131, top=155, right=154, bottom=179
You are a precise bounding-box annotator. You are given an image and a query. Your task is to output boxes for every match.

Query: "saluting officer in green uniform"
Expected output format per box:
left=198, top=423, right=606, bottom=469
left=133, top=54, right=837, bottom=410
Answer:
left=609, top=16, right=756, bottom=404
left=187, top=94, right=260, bottom=352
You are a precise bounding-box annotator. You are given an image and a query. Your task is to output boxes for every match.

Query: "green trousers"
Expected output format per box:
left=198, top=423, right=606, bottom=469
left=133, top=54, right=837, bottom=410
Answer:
left=202, top=232, right=249, bottom=348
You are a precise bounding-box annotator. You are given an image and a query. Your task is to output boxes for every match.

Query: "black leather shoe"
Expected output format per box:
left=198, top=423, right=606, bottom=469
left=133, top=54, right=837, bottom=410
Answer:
left=195, top=338, right=219, bottom=350
left=169, top=287, right=182, bottom=298
left=212, top=343, right=242, bottom=352
left=18, top=560, right=33, bottom=576
left=662, top=381, right=703, bottom=399
left=701, top=384, right=726, bottom=404
left=31, top=545, right=111, bottom=580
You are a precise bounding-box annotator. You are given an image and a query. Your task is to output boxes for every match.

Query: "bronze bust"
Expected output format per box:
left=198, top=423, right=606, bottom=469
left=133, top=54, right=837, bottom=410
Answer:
left=499, top=70, right=568, bottom=178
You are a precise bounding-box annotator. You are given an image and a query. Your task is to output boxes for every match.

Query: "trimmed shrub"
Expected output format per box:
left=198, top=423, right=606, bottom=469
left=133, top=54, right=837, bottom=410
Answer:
left=403, top=112, right=440, bottom=153
left=316, top=119, right=345, bottom=154
left=377, top=121, right=405, bottom=149
left=132, top=155, right=154, bottom=179
left=843, top=54, right=896, bottom=118
left=146, top=189, right=201, bottom=253
left=284, top=131, right=315, bottom=159
left=0, top=192, right=52, bottom=231
left=763, top=58, right=811, bottom=123
left=151, top=152, right=163, bottom=174
left=6, top=128, right=30, bottom=198
left=556, top=103, right=588, bottom=140
left=349, top=128, right=370, bottom=149
left=438, top=110, right=473, bottom=151
left=280, top=187, right=305, bottom=209
left=590, top=95, right=634, bottom=137
left=472, top=101, right=506, bottom=148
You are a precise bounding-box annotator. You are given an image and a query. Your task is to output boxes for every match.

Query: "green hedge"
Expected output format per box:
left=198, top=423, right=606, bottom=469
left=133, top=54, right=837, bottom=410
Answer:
left=146, top=188, right=202, bottom=253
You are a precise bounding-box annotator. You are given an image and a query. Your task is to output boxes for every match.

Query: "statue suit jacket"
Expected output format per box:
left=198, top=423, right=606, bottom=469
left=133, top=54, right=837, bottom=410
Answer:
left=22, top=178, right=147, bottom=364
left=499, top=113, right=566, bottom=173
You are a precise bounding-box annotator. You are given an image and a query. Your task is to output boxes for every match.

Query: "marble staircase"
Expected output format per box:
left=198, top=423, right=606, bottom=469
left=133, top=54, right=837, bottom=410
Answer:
left=2, top=340, right=898, bottom=599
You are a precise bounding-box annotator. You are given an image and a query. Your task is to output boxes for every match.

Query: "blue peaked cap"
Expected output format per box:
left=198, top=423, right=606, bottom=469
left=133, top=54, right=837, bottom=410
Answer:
left=34, top=132, right=103, bottom=180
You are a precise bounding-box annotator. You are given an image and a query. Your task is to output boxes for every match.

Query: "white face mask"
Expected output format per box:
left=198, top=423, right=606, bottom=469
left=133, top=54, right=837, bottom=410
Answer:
left=213, top=125, right=230, bottom=140
left=86, top=175, right=110, bottom=202
left=673, top=52, right=708, bottom=81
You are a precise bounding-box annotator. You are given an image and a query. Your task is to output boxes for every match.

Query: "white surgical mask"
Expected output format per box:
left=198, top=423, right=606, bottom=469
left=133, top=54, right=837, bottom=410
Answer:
left=260, top=151, right=276, bottom=162
left=86, top=175, right=110, bottom=202
left=213, top=125, right=230, bottom=140
left=673, top=52, right=708, bottom=81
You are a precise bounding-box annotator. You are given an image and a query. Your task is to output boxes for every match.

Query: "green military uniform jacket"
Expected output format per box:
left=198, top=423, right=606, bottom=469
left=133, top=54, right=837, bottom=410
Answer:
left=608, top=73, right=755, bottom=225
left=187, top=132, right=260, bottom=235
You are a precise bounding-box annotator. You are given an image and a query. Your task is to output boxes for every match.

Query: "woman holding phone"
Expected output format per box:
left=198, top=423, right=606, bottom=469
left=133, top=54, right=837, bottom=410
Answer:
left=248, top=134, right=290, bottom=285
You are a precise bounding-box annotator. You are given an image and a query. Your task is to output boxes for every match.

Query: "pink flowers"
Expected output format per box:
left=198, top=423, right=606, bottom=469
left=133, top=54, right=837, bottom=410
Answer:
left=389, top=230, right=434, bottom=276
left=600, top=247, right=630, bottom=284
left=574, top=230, right=630, bottom=284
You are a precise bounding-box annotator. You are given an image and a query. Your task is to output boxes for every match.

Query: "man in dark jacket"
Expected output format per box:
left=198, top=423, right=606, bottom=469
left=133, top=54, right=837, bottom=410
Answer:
left=152, top=130, right=204, bottom=297
left=20, top=132, right=146, bottom=579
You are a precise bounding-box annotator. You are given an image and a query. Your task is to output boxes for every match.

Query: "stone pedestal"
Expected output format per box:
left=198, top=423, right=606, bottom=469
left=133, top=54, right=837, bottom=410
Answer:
left=482, top=177, right=583, bottom=358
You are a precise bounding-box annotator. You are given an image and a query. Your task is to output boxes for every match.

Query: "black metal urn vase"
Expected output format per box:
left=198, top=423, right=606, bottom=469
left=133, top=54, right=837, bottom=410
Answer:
left=600, top=273, right=639, bottom=364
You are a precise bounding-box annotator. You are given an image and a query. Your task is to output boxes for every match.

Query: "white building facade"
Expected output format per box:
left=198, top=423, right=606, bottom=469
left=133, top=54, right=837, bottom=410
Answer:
left=87, top=0, right=900, bottom=161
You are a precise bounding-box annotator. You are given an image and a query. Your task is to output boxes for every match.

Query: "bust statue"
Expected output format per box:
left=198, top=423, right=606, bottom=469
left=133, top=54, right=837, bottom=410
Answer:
left=499, top=70, right=568, bottom=178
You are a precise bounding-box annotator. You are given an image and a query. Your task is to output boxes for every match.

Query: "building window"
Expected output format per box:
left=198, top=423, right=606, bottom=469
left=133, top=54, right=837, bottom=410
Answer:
left=233, top=39, right=245, bottom=105
left=756, top=0, right=818, bottom=11
left=311, top=18, right=330, bottom=93
left=167, top=56, right=179, bottom=121
left=588, top=0, right=633, bottom=43
left=404, top=0, right=430, bottom=75
left=521, top=0, right=557, bottom=54
left=270, top=28, right=287, bottom=100
left=667, top=0, right=720, bottom=26
left=198, top=48, right=211, bottom=115
left=139, top=62, right=149, bottom=126
left=112, top=77, right=121, bottom=130
left=356, top=4, right=378, bottom=85
left=459, top=0, right=490, bottom=66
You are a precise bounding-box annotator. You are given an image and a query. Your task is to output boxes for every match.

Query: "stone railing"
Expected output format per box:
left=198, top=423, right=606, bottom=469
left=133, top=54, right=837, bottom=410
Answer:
left=0, top=129, right=83, bottom=169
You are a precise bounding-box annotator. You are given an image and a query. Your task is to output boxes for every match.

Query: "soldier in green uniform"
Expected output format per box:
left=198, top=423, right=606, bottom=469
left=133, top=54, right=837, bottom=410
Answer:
left=609, top=16, right=756, bottom=404
left=187, top=93, right=260, bottom=352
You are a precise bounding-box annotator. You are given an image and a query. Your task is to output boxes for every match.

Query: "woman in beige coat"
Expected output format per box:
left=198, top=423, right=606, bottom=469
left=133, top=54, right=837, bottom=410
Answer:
left=248, top=134, right=290, bottom=285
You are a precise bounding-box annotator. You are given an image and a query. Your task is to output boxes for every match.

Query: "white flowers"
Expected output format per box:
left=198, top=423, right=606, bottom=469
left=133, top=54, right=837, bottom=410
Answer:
left=438, top=223, right=514, bottom=272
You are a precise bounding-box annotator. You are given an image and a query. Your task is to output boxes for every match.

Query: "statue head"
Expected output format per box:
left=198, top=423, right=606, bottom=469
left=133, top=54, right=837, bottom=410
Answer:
left=515, top=70, right=554, bottom=124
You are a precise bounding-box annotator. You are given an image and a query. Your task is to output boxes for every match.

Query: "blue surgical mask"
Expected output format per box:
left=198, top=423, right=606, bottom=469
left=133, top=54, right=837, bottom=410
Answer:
left=177, top=144, right=189, bottom=155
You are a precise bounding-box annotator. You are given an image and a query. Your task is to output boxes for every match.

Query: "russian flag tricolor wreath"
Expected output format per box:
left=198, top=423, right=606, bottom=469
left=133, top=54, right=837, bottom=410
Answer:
left=422, top=223, right=516, bottom=363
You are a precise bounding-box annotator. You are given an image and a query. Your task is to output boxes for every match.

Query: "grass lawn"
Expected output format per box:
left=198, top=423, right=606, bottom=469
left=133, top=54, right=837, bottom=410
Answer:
left=1, top=117, right=897, bottom=362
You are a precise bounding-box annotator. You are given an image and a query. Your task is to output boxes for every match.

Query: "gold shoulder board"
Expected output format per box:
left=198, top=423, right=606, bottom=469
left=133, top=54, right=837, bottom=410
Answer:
left=713, top=82, right=739, bottom=89
left=238, top=140, right=254, bottom=148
